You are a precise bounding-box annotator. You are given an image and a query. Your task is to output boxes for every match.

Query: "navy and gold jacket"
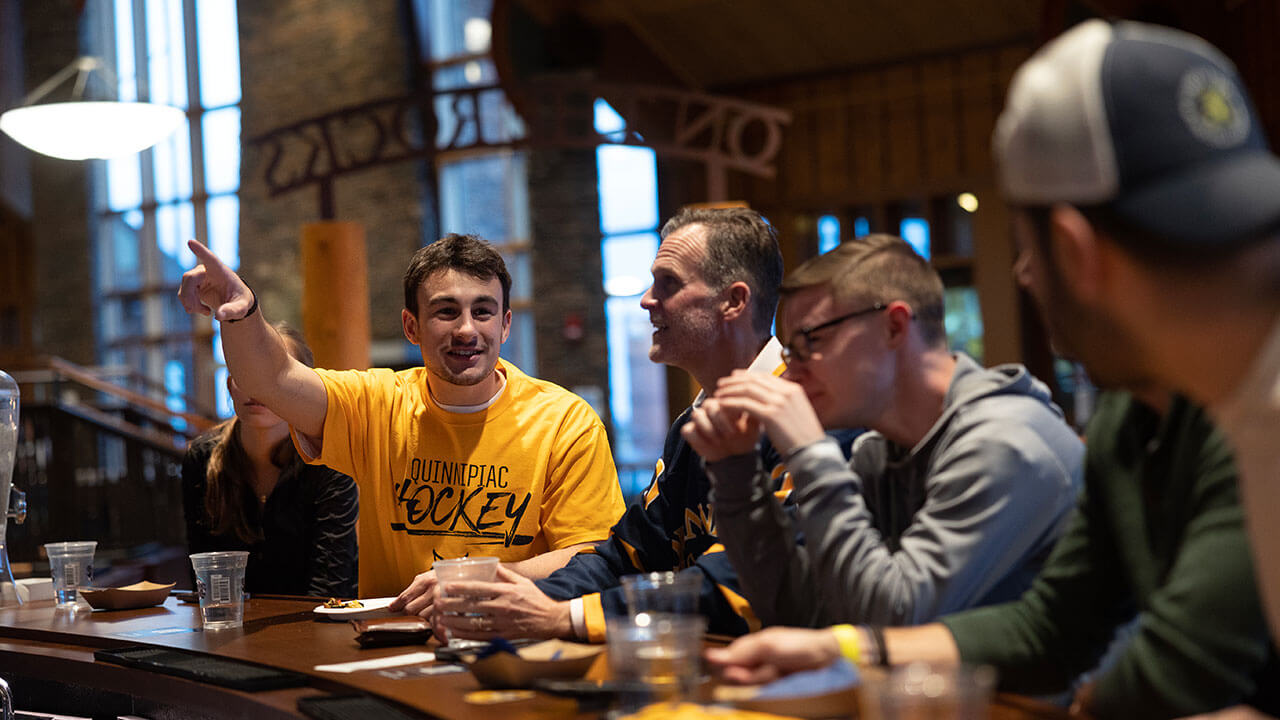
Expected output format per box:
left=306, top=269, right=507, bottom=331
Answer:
left=536, top=337, right=858, bottom=641
left=535, top=403, right=790, bottom=640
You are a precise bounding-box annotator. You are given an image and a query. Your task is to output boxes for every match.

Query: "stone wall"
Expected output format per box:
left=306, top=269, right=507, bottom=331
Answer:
left=0, top=0, right=30, bottom=219
left=238, top=0, right=428, bottom=364
left=20, top=0, right=94, bottom=365
left=528, top=145, right=610, bottom=425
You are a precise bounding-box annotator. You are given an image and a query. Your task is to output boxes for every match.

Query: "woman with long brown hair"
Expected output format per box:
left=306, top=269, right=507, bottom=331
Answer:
left=181, top=323, right=357, bottom=597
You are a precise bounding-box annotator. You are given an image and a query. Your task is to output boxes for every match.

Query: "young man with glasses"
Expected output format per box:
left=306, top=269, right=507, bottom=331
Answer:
left=683, top=233, right=1084, bottom=627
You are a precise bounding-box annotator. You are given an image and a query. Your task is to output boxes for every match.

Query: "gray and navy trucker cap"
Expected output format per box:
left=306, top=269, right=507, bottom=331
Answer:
left=994, top=19, right=1280, bottom=247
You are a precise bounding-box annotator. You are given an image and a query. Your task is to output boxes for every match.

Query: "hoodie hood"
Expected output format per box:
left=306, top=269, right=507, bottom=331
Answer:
left=912, top=353, right=1065, bottom=457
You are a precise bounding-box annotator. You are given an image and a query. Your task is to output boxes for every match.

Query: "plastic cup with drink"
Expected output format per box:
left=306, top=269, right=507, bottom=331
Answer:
left=44, top=541, right=96, bottom=606
left=433, top=555, right=499, bottom=649
left=189, top=551, right=249, bottom=630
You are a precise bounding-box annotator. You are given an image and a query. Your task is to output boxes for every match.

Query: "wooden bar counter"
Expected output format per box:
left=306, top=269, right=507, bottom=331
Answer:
left=0, top=595, right=1069, bottom=719
left=0, top=595, right=577, bottom=719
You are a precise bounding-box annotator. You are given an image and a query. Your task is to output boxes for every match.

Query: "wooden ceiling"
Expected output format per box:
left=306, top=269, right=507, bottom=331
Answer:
left=515, top=0, right=1046, bottom=89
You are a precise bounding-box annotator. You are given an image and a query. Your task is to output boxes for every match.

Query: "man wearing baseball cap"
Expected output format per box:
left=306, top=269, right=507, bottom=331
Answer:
left=992, top=18, right=1280, bottom=644
left=705, top=20, right=1280, bottom=717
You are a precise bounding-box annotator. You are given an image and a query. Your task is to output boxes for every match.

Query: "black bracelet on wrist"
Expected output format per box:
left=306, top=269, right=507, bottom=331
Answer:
left=227, top=288, right=258, bottom=324
left=870, top=625, right=890, bottom=667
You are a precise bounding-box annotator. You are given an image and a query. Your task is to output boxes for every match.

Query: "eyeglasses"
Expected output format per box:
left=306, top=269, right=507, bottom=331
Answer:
left=780, top=303, right=888, bottom=365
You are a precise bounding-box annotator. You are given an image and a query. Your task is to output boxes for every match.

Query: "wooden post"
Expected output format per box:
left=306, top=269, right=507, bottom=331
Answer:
left=970, top=189, right=1021, bottom=366
left=301, top=222, right=371, bottom=370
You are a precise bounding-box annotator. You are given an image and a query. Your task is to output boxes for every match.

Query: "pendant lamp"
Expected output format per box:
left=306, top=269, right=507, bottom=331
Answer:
left=0, top=57, right=184, bottom=161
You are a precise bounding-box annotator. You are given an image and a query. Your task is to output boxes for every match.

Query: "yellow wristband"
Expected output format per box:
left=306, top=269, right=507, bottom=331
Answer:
left=830, top=624, right=861, bottom=664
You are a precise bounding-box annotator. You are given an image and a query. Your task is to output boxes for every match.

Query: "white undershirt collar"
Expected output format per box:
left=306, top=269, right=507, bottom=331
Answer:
left=430, top=371, right=507, bottom=413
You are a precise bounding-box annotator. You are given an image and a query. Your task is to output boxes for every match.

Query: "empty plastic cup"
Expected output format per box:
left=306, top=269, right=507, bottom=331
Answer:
left=189, top=551, right=249, bottom=630
left=44, top=541, right=96, bottom=606
left=621, top=571, right=701, bottom=616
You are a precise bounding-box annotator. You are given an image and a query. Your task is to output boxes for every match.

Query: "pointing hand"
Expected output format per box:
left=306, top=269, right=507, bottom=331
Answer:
left=177, top=239, right=255, bottom=323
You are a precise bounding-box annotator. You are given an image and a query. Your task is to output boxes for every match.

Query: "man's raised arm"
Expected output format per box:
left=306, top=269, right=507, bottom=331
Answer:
left=177, top=239, right=328, bottom=440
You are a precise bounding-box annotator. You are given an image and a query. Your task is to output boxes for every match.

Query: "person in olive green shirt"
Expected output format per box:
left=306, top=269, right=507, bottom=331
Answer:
left=708, top=391, right=1280, bottom=718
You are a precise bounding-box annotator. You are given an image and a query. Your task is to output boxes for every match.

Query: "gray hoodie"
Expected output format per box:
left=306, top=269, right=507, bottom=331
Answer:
left=707, top=353, right=1084, bottom=627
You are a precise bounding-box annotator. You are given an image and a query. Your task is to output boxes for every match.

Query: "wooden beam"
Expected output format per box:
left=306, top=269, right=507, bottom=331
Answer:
left=599, top=0, right=704, bottom=89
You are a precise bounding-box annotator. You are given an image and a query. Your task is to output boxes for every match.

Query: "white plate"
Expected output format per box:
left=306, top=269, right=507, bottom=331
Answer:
left=312, top=596, right=399, bottom=620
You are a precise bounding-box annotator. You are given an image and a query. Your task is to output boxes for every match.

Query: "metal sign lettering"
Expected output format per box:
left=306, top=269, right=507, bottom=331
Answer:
left=249, top=80, right=790, bottom=210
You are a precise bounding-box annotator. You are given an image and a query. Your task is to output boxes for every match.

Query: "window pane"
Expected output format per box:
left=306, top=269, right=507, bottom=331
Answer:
left=145, top=0, right=189, bottom=108
left=213, top=324, right=225, bottom=364
left=101, top=299, right=123, bottom=346
left=506, top=151, right=530, bottom=239
left=113, top=0, right=137, bottom=102
left=164, top=359, right=188, bottom=432
left=900, top=217, right=931, bottom=260
left=202, top=107, right=240, bottom=194
left=418, top=0, right=493, bottom=60
left=594, top=99, right=626, bottom=142
left=439, top=154, right=512, bottom=241
left=944, top=286, right=983, bottom=363
left=153, top=117, right=193, bottom=203
left=597, top=145, right=658, bottom=235
left=507, top=250, right=531, bottom=304
left=196, top=0, right=241, bottom=108
left=603, top=232, right=659, bottom=297
left=106, top=155, right=142, bottom=211
left=156, top=201, right=196, bottom=276
left=163, top=285, right=195, bottom=333
left=478, top=85, right=515, bottom=142
left=215, top=365, right=232, bottom=418
left=606, top=296, right=667, bottom=495
left=435, top=92, right=478, bottom=149
left=99, top=216, right=142, bottom=292
left=114, top=297, right=144, bottom=341
left=504, top=310, right=536, bottom=377
left=817, top=215, right=840, bottom=254
left=432, top=58, right=497, bottom=92
left=207, top=195, right=240, bottom=270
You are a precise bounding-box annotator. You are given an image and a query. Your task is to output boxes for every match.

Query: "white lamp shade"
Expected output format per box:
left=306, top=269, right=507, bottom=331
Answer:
left=0, top=101, right=185, bottom=160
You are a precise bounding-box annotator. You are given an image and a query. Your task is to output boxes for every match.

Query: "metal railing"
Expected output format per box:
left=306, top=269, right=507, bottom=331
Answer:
left=6, top=358, right=215, bottom=569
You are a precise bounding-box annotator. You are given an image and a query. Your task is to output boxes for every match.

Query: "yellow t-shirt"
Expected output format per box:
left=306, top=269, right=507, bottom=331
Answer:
left=295, top=359, right=624, bottom=597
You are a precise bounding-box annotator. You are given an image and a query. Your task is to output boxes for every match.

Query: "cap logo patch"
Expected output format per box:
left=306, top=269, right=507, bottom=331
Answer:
left=1178, top=67, right=1250, bottom=148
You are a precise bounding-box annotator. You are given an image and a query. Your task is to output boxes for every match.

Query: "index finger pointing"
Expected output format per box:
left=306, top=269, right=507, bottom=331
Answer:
left=186, top=238, right=225, bottom=269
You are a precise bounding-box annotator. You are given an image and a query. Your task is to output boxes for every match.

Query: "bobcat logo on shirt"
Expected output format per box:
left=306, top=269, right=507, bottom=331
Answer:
left=672, top=503, right=717, bottom=569
left=389, top=457, right=534, bottom=547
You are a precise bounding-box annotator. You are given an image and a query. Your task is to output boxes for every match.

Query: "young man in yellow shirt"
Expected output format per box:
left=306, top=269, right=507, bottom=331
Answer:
left=179, top=234, right=624, bottom=597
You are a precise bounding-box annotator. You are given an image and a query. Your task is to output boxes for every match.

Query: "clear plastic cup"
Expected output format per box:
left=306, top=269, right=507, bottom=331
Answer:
left=606, top=612, right=706, bottom=712
left=433, top=556, right=499, bottom=648
left=874, top=662, right=997, bottom=720
left=189, top=551, right=249, bottom=630
left=621, top=571, right=701, bottom=616
left=44, top=541, right=96, bottom=606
